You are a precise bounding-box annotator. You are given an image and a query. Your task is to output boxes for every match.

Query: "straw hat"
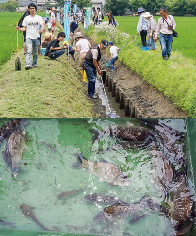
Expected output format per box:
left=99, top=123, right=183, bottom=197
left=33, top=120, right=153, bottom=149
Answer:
left=75, top=32, right=83, bottom=38
left=143, top=12, right=152, bottom=18
left=44, top=32, right=52, bottom=39
left=52, top=7, right=55, bottom=11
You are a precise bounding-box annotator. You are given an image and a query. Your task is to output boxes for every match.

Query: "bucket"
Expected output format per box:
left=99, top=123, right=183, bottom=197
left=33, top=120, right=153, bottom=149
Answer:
left=40, top=48, right=46, bottom=56
left=142, top=46, right=149, bottom=51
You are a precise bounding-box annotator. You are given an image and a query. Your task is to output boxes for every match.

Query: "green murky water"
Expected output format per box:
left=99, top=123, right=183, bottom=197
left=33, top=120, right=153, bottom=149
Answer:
left=0, top=118, right=195, bottom=236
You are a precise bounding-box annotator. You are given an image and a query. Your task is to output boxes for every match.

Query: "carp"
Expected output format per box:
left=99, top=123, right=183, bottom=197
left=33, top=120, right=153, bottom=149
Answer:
left=93, top=195, right=155, bottom=223
left=20, top=204, right=50, bottom=231
left=75, top=153, right=130, bottom=187
left=138, top=119, right=186, bottom=167
left=170, top=175, right=193, bottom=229
left=2, top=128, right=27, bottom=178
left=57, top=189, right=83, bottom=199
left=84, top=193, right=128, bottom=205
left=0, top=119, right=25, bottom=146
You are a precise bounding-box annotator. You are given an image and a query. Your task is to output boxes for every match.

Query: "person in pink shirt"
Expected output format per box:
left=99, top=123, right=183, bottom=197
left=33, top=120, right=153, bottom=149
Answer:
left=154, top=7, right=176, bottom=60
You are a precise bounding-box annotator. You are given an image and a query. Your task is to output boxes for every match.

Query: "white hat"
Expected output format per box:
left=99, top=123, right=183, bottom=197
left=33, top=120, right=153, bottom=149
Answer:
left=143, top=12, right=152, bottom=18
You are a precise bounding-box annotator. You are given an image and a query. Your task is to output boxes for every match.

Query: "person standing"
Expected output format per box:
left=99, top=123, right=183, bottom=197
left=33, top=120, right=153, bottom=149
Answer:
left=143, top=12, right=157, bottom=50
left=70, top=17, right=78, bottom=45
left=83, top=39, right=109, bottom=99
left=75, top=32, right=91, bottom=82
left=18, top=8, right=30, bottom=54
left=137, top=7, right=148, bottom=47
left=16, top=3, right=44, bottom=69
left=97, top=7, right=102, bottom=24
left=154, top=7, right=176, bottom=60
left=108, top=11, right=116, bottom=26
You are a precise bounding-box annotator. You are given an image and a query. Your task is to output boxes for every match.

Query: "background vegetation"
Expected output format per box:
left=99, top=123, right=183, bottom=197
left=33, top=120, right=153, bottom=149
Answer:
left=104, top=0, right=196, bottom=16
left=0, top=0, right=19, bottom=12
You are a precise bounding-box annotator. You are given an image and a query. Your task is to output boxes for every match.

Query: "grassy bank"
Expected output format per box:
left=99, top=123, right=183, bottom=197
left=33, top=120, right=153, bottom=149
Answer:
left=85, top=22, right=196, bottom=117
left=0, top=50, right=94, bottom=118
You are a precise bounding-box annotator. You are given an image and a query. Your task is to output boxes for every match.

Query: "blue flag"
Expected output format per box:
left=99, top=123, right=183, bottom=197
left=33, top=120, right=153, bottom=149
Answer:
left=64, top=1, right=71, bottom=41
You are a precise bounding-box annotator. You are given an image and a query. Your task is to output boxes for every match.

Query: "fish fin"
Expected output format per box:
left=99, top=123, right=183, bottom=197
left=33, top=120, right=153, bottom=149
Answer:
left=2, top=150, right=12, bottom=168
left=73, top=152, right=87, bottom=168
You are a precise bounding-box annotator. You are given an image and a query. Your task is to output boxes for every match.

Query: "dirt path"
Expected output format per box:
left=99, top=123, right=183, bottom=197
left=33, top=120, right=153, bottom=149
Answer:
left=100, top=50, right=188, bottom=118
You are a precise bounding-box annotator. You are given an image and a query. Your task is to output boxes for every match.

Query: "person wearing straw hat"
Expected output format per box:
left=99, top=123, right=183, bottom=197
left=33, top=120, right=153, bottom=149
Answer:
left=143, top=12, right=157, bottom=50
left=16, top=3, right=44, bottom=69
left=75, top=32, right=91, bottom=82
left=40, top=32, right=55, bottom=48
left=83, top=39, right=109, bottom=99
left=137, top=7, right=148, bottom=47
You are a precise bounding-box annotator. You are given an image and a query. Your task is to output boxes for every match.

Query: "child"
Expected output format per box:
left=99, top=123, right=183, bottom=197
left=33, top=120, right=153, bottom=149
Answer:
left=63, top=41, right=76, bottom=60
left=109, top=41, right=119, bottom=71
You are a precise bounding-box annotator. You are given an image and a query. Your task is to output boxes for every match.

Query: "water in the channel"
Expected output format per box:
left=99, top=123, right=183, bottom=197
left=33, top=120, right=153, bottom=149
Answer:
left=0, top=118, right=195, bottom=236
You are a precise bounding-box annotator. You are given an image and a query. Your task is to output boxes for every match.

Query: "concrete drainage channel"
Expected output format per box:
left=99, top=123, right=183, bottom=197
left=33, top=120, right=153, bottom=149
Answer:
left=96, top=70, right=143, bottom=118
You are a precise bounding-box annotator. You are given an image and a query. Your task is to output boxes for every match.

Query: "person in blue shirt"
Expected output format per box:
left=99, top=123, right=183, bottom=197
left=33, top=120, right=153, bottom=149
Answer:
left=70, top=17, right=78, bottom=45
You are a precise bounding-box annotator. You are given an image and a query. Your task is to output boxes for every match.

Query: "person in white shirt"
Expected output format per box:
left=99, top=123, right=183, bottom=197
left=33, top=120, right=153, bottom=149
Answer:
left=75, top=32, right=91, bottom=82
left=143, top=12, right=157, bottom=50
left=154, top=7, right=176, bottom=60
left=137, top=7, right=148, bottom=47
left=109, top=41, right=119, bottom=71
left=16, top=3, right=44, bottom=69
left=97, top=7, right=102, bottom=24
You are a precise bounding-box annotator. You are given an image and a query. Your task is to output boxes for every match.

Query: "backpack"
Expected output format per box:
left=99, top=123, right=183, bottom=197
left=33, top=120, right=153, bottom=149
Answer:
left=18, top=10, right=30, bottom=27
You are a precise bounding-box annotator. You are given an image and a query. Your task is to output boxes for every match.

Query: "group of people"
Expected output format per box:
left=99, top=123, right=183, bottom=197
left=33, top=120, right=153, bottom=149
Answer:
left=137, top=7, right=176, bottom=60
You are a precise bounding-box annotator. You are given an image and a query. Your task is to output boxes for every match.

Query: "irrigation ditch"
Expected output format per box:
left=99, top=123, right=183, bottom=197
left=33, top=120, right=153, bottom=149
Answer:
left=92, top=49, right=188, bottom=119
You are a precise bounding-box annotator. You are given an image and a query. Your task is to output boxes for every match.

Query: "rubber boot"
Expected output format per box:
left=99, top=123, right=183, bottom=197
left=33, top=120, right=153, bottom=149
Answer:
left=80, top=70, right=84, bottom=81
left=83, top=70, right=87, bottom=82
left=88, top=81, right=98, bottom=99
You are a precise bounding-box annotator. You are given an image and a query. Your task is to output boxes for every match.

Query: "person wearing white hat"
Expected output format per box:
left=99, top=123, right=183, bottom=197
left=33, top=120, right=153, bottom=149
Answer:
left=137, top=8, right=148, bottom=47
left=75, top=32, right=91, bottom=82
left=143, top=12, right=157, bottom=50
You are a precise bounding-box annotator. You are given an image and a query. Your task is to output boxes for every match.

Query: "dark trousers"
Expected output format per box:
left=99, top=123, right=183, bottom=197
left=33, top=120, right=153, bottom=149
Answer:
left=140, top=30, right=147, bottom=47
left=83, top=61, right=96, bottom=96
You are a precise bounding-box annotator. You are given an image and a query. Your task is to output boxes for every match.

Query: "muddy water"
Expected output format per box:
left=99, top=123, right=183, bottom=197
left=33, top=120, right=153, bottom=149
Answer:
left=0, top=119, right=195, bottom=236
left=96, top=75, right=125, bottom=118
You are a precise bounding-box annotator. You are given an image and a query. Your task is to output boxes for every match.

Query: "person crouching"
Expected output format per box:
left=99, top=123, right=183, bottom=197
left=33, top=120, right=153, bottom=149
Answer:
left=83, top=39, right=109, bottom=99
left=45, top=32, right=66, bottom=59
left=108, top=41, right=119, bottom=71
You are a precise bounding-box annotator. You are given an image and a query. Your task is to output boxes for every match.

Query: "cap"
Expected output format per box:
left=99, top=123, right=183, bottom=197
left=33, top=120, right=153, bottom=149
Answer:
left=75, top=32, right=83, bottom=38
left=101, top=39, right=109, bottom=48
left=109, top=41, right=113, bottom=45
left=137, top=7, right=145, bottom=13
